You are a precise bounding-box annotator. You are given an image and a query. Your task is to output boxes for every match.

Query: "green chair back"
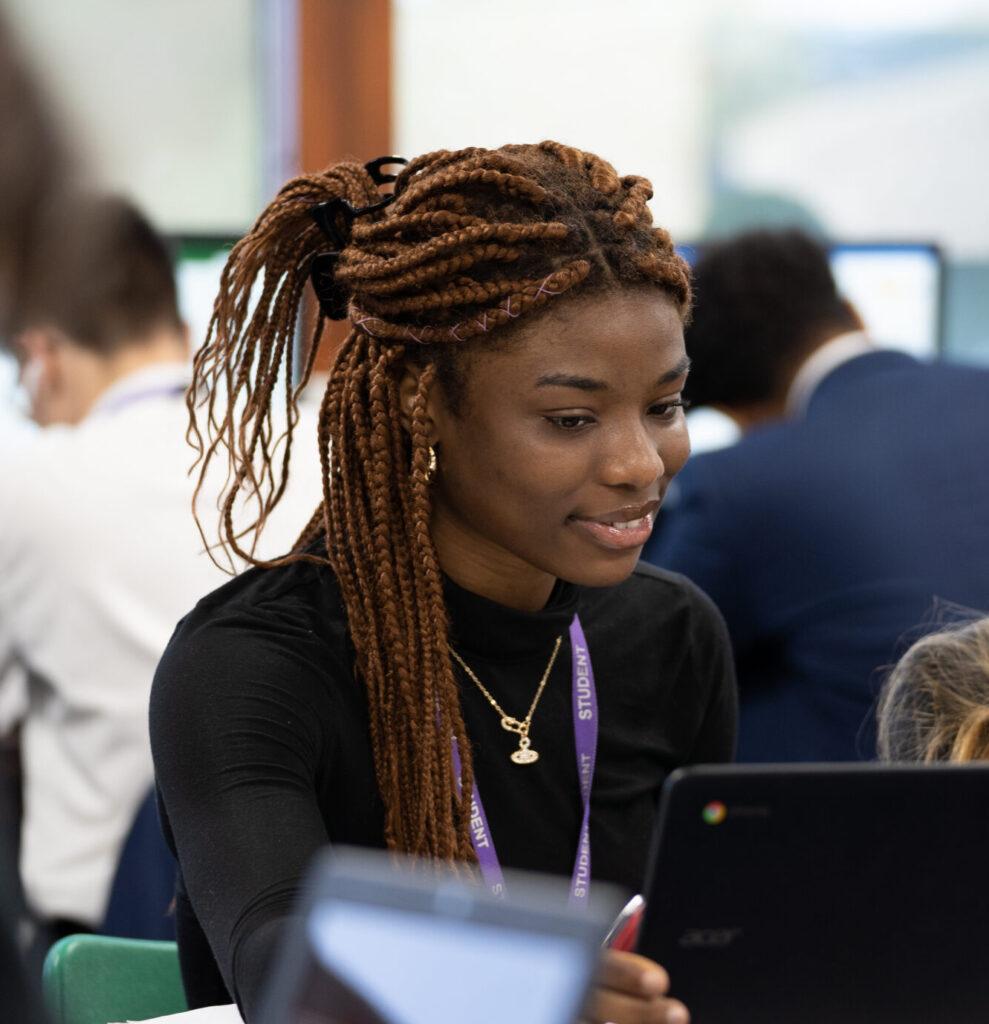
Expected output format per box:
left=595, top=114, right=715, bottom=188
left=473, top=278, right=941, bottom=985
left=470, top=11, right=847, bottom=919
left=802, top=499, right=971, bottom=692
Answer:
left=42, top=934, right=187, bottom=1024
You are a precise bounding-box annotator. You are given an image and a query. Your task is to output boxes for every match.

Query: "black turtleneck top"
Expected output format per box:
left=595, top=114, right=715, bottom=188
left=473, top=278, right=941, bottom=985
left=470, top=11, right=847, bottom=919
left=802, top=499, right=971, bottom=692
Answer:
left=150, top=556, right=736, bottom=1018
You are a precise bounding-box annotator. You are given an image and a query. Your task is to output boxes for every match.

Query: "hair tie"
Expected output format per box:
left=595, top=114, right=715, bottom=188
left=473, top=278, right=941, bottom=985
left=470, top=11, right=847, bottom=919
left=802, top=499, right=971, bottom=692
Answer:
left=309, top=156, right=407, bottom=320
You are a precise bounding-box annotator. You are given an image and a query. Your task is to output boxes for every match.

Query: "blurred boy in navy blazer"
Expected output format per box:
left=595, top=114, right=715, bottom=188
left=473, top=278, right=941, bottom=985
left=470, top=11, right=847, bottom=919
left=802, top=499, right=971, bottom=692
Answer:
left=644, top=228, right=989, bottom=762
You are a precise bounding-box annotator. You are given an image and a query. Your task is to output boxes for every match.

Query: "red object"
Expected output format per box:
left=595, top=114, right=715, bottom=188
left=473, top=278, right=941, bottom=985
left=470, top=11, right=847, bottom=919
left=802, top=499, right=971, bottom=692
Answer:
left=605, top=897, right=645, bottom=951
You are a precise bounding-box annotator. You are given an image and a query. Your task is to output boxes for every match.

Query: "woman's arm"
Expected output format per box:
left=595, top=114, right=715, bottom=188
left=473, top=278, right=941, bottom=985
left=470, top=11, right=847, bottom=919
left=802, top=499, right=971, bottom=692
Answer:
left=150, top=591, right=343, bottom=1017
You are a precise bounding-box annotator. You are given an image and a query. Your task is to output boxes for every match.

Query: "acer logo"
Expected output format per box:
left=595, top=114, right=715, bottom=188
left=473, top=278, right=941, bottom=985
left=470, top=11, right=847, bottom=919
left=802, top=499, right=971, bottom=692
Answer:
left=678, top=927, right=743, bottom=948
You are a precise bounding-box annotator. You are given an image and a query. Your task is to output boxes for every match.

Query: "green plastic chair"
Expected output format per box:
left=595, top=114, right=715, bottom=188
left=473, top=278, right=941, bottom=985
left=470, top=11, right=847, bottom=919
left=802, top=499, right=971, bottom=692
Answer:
left=42, top=934, right=187, bottom=1024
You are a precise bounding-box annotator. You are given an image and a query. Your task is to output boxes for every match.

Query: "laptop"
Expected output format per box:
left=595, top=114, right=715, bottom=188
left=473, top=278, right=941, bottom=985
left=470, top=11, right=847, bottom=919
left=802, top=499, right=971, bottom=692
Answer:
left=256, top=845, right=627, bottom=1024
left=636, top=762, right=989, bottom=1024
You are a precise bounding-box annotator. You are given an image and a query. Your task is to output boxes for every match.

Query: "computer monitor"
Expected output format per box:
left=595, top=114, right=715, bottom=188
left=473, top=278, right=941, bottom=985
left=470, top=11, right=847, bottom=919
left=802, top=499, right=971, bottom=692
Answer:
left=828, top=242, right=943, bottom=359
left=675, top=239, right=944, bottom=454
left=172, top=234, right=240, bottom=353
left=676, top=239, right=944, bottom=359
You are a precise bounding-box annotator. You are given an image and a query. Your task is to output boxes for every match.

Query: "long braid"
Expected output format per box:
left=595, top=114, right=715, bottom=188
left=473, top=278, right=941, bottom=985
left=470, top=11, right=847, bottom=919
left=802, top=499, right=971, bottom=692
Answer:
left=406, top=364, right=473, bottom=860
left=189, top=143, right=691, bottom=862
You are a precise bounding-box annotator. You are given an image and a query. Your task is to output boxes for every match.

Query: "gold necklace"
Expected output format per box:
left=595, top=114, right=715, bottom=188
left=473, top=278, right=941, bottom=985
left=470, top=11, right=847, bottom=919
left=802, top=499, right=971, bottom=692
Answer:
left=451, top=635, right=563, bottom=765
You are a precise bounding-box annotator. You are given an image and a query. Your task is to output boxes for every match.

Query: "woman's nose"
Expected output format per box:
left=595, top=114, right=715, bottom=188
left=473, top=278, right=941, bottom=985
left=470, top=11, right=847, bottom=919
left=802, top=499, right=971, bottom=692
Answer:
left=598, top=420, right=665, bottom=490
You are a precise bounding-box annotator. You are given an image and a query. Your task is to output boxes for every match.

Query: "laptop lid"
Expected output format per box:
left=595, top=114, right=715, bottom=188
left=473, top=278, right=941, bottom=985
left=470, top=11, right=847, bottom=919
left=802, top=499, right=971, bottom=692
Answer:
left=256, top=845, right=627, bottom=1024
left=636, top=762, right=989, bottom=1024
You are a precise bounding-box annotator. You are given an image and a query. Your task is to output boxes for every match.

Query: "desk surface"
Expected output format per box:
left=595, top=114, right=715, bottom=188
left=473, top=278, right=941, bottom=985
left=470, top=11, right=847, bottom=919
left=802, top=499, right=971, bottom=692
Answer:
left=112, top=1004, right=242, bottom=1024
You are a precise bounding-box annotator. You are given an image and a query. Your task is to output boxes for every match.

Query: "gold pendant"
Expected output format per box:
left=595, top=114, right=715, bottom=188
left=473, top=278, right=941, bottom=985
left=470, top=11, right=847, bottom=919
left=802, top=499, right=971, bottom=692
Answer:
left=510, top=736, right=539, bottom=765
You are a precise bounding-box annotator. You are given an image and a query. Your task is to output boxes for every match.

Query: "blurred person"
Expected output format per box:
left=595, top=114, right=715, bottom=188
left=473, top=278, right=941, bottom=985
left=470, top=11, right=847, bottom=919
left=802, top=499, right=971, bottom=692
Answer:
left=150, top=143, right=737, bottom=1023
left=643, top=227, right=989, bottom=762
left=0, top=3, right=66, bottom=460
left=0, top=11, right=74, bottom=1010
left=0, top=8, right=69, bottom=340
left=0, top=192, right=320, bottom=959
left=877, top=615, right=989, bottom=763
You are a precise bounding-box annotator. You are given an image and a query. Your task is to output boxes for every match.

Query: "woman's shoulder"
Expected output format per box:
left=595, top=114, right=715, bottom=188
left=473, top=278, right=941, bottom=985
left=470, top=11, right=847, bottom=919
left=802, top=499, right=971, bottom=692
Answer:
left=574, top=563, right=735, bottom=742
left=187, top=550, right=343, bottom=631
left=581, top=560, right=727, bottom=635
left=576, top=562, right=732, bottom=692
left=152, top=550, right=351, bottom=706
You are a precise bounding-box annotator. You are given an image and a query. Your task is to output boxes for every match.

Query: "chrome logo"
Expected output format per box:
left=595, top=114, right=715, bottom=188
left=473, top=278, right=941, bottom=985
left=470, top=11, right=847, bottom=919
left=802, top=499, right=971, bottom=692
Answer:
left=702, top=800, right=727, bottom=825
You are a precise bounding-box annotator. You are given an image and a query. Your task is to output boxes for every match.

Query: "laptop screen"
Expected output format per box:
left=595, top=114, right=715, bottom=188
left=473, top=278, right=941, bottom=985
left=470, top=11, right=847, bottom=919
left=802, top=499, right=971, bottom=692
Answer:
left=257, top=848, right=625, bottom=1024
left=296, top=899, right=594, bottom=1024
left=637, top=763, right=989, bottom=1024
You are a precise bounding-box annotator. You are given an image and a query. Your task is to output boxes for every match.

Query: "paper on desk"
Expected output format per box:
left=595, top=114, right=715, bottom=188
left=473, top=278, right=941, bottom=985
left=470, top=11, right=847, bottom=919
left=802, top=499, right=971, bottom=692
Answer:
left=111, top=1003, right=244, bottom=1024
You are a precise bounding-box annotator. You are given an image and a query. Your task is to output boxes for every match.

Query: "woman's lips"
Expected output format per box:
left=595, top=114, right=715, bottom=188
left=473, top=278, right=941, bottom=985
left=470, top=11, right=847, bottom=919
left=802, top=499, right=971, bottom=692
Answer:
left=570, top=503, right=659, bottom=551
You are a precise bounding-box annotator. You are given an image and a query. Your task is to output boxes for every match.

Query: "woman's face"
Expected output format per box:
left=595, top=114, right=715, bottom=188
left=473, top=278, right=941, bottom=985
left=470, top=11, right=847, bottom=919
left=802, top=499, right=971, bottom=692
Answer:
left=423, top=288, right=691, bottom=611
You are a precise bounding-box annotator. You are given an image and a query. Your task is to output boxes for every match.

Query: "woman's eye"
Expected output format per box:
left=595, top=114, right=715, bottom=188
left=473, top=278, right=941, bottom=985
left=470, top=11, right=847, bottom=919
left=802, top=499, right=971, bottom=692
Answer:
left=650, top=399, right=691, bottom=421
left=546, top=414, right=593, bottom=430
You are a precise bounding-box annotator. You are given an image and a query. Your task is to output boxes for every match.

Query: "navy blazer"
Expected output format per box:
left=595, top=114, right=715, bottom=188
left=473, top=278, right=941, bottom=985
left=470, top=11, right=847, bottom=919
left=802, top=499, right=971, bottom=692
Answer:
left=644, top=351, right=989, bottom=762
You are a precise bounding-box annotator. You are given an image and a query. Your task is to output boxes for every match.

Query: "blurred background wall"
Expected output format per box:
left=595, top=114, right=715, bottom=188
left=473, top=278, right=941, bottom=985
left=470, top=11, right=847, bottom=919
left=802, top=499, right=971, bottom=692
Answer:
left=2, top=0, right=987, bottom=380
left=394, top=0, right=989, bottom=364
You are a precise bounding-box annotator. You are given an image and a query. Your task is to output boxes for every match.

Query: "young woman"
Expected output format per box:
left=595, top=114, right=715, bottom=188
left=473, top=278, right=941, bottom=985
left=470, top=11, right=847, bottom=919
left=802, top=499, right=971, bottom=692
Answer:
left=150, top=142, right=737, bottom=1023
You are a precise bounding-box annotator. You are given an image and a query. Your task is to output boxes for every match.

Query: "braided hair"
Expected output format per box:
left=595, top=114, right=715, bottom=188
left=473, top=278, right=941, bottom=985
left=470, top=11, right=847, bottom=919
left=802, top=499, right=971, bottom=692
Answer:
left=188, top=141, right=691, bottom=863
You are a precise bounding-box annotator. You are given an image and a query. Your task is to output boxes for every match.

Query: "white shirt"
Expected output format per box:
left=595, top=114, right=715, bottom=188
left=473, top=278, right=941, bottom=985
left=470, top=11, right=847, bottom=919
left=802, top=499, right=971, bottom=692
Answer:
left=0, top=362, right=322, bottom=925
left=784, top=330, right=876, bottom=419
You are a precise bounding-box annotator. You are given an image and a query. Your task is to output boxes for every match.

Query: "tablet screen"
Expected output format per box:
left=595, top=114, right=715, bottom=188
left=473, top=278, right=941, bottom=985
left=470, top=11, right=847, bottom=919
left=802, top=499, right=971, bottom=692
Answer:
left=284, top=898, right=596, bottom=1024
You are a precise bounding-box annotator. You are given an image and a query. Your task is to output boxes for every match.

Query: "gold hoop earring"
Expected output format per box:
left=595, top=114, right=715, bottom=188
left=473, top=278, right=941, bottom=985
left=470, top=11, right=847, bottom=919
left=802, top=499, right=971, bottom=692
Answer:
left=424, top=445, right=438, bottom=485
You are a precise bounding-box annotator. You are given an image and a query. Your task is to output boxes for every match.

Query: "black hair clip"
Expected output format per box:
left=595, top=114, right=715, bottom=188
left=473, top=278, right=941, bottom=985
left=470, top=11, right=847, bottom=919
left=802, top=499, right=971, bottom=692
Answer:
left=365, top=155, right=407, bottom=185
left=309, top=156, right=408, bottom=319
left=309, top=251, right=349, bottom=321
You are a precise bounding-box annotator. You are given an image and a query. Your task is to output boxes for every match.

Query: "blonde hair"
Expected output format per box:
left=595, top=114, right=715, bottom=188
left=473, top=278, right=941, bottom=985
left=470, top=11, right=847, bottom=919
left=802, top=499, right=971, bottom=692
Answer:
left=877, top=617, right=989, bottom=763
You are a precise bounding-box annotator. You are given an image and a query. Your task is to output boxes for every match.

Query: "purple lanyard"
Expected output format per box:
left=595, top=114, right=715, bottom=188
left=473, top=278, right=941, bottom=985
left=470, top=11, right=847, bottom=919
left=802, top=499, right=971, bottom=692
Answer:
left=452, top=614, right=599, bottom=908
left=98, top=383, right=187, bottom=415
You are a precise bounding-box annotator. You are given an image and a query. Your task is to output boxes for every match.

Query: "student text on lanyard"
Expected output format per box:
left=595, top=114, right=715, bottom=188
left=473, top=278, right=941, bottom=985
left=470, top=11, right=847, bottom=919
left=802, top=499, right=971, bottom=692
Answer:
left=452, top=614, right=598, bottom=909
